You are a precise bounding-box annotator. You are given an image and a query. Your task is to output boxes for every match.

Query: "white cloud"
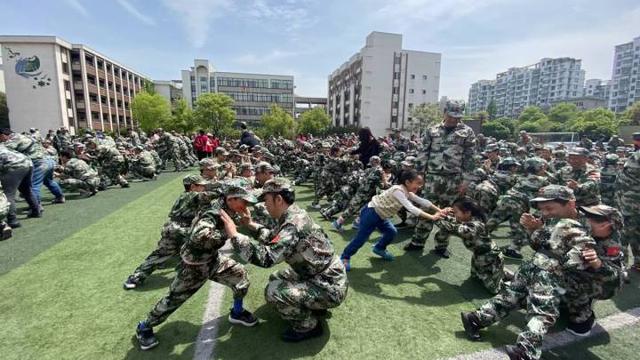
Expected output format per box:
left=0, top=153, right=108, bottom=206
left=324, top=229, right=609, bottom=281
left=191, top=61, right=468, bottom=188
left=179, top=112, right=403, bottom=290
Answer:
left=162, top=0, right=233, bottom=48
left=64, top=0, right=89, bottom=18
left=116, top=0, right=156, bottom=26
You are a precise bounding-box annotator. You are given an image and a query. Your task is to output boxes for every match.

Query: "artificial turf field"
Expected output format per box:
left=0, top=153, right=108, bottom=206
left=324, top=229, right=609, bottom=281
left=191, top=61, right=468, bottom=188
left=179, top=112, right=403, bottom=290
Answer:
left=1, top=171, right=639, bottom=360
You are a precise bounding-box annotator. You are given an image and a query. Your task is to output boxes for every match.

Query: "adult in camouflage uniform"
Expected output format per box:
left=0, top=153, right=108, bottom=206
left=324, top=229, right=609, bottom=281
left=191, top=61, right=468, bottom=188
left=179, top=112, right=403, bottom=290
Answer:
left=221, top=178, right=348, bottom=342
left=615, top=151, right=640, bottom=270
left=87, top=140, right=129, bottom=189
left=486, top=157, right=550, bottom=259
left=461, top=185, right=596, bottom=360
left=129, top=146, right=157, bottom=180
left=156, top=131, right=185, bottom=171
left=53, top=127, right=73, bottom=152
left=0, top=145, right=40, bottom=227
left=124, top=175, right=211, bottom=289
left=135, top=185, right=258, bottom=351
left=554, top=147, right=601, bottom=206
left=599, top=154, right=619, bottom=206
left=311, top=142, right=330, bottom=208
left=491, top=157, right=520, bottom=196
left=563, top=204, right=625, bottom=336
left=550, top=149, right=570, bottom=173
left=466, top=168, right=499, bottom=215
left=437, top=197, right=507, bottom=294
left=0, top=183, right=12, bottom=240
left=320, top=167, right=362, bottom=221
left=56, top=150, right=100, bottom=196
left=405, top=101, right=477, bottom=258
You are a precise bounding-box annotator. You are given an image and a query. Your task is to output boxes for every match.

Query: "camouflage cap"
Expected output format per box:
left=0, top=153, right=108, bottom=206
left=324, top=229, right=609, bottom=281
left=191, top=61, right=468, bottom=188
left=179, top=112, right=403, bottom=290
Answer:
left=183, top=174, right=208, bottom=186
left=225, top=185, right=258, bottom=203
left=369, top=155, right=381, bottom=164
left=579, top=204, right=624, bottom=229
left=472, top=167, right=488, bottom=180
left=604, top=154, right=620, bottom=164
left=238, top=163, right=253, bottom=172
left=530, top=185, right=575, bottom=203
left=239, top=144, right=249, bottom=151
left=254, top=161, right=275, bottom=174
left=524, top=157, right=548, bottom=172
left=400, top=160, right=415, bottom=168
left=484, top=143, right=499, bottom=153
left=568, top=147, right=589, bottom=156
left=199, top=158, right=216, bottom=169
left=624, top=151, right=640, bottom=169
left=444, top=100, right=465, bottom=118
left=258, top=177, right=294, bottom=201
left=616, top=146, right=627, bottom=152
left=252, top=145, right=263, bottom=152
left=633, top=132, right=640, bottom=140
left=215, top=147, right=229, bottom=156
left=499, top=157, right=521, bottom=167
left=229, top=149, right=240, bottom=156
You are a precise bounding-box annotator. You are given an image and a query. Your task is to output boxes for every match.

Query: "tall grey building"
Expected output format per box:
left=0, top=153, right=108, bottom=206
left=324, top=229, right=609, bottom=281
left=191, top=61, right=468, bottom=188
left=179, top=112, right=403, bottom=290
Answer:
left=467, top=57, right=585, bottom=118
left=181, top=59, right=294, bottom=125
left=328, top=32, right=441, bottom=136
left=584, top=79, right=611, bottom=101
left=467, top=80, right=495, bottom=114
left=609, top=36, right=640, bottom=113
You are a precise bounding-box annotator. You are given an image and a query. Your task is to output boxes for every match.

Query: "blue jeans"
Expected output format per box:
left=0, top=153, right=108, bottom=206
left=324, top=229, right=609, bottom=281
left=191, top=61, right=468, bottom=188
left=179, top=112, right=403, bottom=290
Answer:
left=32, top=158, right=64, bottom=201
left=341, top=206, right=398, bottom=259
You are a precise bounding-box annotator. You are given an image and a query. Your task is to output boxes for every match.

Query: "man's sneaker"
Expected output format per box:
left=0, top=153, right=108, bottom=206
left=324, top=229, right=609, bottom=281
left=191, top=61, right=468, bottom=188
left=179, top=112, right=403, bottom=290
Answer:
left=52, top=196, right=66, bottom=204
left=123, top=275, right=143, bottom=290
left=341, top=258, right=351, bottom=272
left=27, top=211, right=42, bottom=218
left=1, top=223, right=12, bottom=240
left=403, top=242, right=424, bottom=251
left=567, top=313, right=596, bottom=337
left=431, top=248, right=451, bottom=258
left=281, top=322, right=323, bottom=342
left=460, top=312, right=482, bottom=341
left=310, top=203, right=322, bottom=210
left=331, top=220, right=343, bottom=233
left=228, top=309, right=258, bottom=327
left=372, top=246, right=395, bottom=261
left=136, top=321, right=159, bottom=351
left=505, top=344, right=531, bottom=360
left=503, top=248, right=523, bottom=260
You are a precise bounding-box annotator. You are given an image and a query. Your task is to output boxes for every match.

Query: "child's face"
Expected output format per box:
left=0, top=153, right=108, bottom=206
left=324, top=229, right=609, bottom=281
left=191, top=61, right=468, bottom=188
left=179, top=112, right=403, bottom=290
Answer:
left=453, top=206, right=471, bottom=222
left=404, top=176, right=424, bottom=193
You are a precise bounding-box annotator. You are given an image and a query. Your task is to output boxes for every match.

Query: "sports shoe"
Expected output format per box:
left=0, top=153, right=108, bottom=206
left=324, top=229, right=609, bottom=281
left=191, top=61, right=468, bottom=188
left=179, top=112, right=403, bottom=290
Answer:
left=505, top=344, right=531, bottom=360
left=228, top=309, right=258, bottom=327
left=372, top=246, right=395, bottom=261
left=1, top=223, right=12, bottom=240
left=460, top=312, right=482, bottom=341
left=503, top=248, right=523, bottom=260
left=403, top=242, right=424, bottom=251
left=310, top=203, right=322, bottom=210
left=341, top=258, right=351, bottom=272
left=27, top=210, right=42, bottom=218
left=281, top=322, right=323, bottom=342
left=123, top=275, right=143, bottom=290
left=331, top=220, right=343, bottom=233
left=8, top=222, right=21, bottom=229
left=567, top=313, right=596, bottom=337
left=52, top=196, right=66, bottom=204
left=431, top=248, right=451, bottom=258
left=136, top=321, right=159, bottom=350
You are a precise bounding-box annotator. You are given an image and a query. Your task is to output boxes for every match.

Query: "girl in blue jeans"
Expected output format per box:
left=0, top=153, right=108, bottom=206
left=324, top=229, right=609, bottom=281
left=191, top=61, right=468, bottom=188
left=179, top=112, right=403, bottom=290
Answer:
left=341, top=169, right=445, bottom=271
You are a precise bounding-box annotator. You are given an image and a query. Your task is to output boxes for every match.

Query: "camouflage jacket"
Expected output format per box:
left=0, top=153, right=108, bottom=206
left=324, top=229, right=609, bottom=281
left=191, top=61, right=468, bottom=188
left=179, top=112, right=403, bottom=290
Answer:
left=436, top=216, right=497, bottom=254
left=0, top=145, right=32, bottom=174
left=506, top=174, right=550, bottom=205
left=180, top=199, right=229, bottom=265
left=422, top=122, right=476, bottom=176
left=62, top=158, right=98, bottom=181
left=467, top=179, right=499, bottom=213
left=554, top=164, right=601, bottom=206
left=491, top=170, right=517, bottom=195
left=132, top=151, right=155, bottom=168
left=4, top=133, right=44, bottom=161
left=614, top=152, right=640, bottom=216
left=168, top=191, right=216, bottom=226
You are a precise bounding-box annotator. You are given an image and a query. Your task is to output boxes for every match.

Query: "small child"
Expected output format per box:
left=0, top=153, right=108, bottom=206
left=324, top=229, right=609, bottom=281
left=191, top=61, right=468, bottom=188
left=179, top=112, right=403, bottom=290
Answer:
left=340, top=169, right=445, bottom=271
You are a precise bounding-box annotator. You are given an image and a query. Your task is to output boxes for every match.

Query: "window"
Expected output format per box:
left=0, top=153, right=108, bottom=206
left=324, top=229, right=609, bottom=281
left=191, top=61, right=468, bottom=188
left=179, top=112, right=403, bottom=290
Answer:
left=423, top=75, right=427, bottom=80
left=409, top=89, right=414, bottom=94
left=410, top=74, right=415, bottom=79
left=422, top=89, right=426, bottom=94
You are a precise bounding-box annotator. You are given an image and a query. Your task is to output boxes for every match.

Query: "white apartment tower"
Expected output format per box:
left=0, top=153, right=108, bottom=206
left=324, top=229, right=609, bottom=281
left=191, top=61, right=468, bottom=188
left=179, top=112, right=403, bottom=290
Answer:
left=328, top=32, right=441, bottom=136
left=467, top=80, right=495, bottom=114
left=609, top=36, right=640, bottom=113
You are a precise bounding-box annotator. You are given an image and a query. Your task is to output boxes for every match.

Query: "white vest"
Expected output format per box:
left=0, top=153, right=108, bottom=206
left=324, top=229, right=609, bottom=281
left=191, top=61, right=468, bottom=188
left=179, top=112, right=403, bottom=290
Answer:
left=369, top=185, right=406, bottom=219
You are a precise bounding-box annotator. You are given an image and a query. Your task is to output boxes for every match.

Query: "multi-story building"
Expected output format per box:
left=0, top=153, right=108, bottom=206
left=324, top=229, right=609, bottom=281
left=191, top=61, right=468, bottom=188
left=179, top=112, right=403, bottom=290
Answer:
left=467, top=80, right=495, bottom=114
left=609, top=36, right=640, bottom=113
left=584, top=79, right=611, bottom=101
left=468, top=57, right=585, bottom=118
left=294, top=96, right=327, bottom=118
left=181, top=59, right=294, bottom=125
left=0, top=35, right=148, bottom=134
left=328, top=32, right=441, bottom=136
left=154, top=80, right=182, bottom=105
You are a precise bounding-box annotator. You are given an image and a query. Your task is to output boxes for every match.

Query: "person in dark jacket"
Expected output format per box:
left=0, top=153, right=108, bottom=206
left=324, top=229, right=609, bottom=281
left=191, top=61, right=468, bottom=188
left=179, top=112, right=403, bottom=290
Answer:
left=351, top=127, right=381, bottom=167
left=238, top=122, right=261, bottom=149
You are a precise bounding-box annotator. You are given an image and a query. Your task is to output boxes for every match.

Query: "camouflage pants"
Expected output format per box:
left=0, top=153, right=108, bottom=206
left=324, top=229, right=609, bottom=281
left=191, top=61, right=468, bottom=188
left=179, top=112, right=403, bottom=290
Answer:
left=130, top=165, right=156, bottom=180
left=471, top=249, right=505, bottom=295
left=59, top=177, right=99, bottom=194
left=486, top=196, right=529, bottom=251
left=322, top=187, right=354, bottom=218
left=474, top=262, right=563, bottom=360
left=164, top=147, right=186, bottom=171
left=342, top=190, right=374, bottom=221
left=131, top=222, right=188, bottom=281
left=621, top=215, right=640, bottom=266
left=563, top=271, right=620, bottom=323
left=146, top=257, right=249, bottom=327
left=99, top=161, right=128, bottom=187
left=265, top=260, right=348, bottom=332
left=408, top=173, right=461, bottom=249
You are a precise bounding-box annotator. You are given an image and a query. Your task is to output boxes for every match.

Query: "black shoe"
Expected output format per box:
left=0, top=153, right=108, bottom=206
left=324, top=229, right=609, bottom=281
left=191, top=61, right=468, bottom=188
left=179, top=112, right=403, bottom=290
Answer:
left=460, top=312, right=482, bottom=341
left=281, top=322, right=323, bottom=342
left=431, top=248, right=451, bottom=259
left=567, top=313, right=596, bottom=337
left=228, top=309, right=258, bottom=327
left=503, top=248, right=523, bottom=260
left=403, top=242, right=424, bottom=251
left=505, top=344, right=531, bottom=360
left=52, top=196, right=66, bottom=204
left=1, top=224, right=12, bottom=240
left=123, top=275, right=143, bottom=290
left=27, top=211, right=42, bottom=218
left=136, top=321, right=159, bottom=351
left=8, top=222, right=21, bottom=229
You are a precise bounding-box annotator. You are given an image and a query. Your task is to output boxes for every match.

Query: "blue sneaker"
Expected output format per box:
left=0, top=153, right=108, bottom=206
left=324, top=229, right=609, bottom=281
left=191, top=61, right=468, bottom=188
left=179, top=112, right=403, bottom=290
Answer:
left=331, top=220, right=343, bottom=233
left=136, top=321, right=159, bottom=350
left=372, top=246, right=395, bottom=261
left=341, top=258, right=351, bottom=271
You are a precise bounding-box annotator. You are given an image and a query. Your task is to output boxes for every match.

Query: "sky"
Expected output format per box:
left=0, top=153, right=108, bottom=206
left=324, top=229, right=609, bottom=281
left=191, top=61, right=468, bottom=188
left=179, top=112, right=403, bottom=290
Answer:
left=1, top=0, right=639, bottom=99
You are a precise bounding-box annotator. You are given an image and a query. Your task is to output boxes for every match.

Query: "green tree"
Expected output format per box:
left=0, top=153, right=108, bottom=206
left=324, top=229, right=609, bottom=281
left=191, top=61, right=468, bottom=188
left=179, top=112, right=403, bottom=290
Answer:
left=482, top=120, right=511, bottom=140
left=518, top=106, right=547, bottom=123
left=261, top=104, right=296, bottom=138
left=548, top=102, right=579, bottom=124
left=409, top=103, right=441, bottom=134
left=621, top=100, right=640, bottom=125
left=143, top=80, right=156, bottom=94
left=0, top=92, right=9, bottom=129
left=486, top=100, right=497, bottom=120
left=131, top=91, right=172, bottom=132
left=494, top=117, right=517, bottom=137
left=165, top=99, right=196, bottom=133
left=297, top=107, right=331, bottom=135
left=193, top=93, right=236, bottom=135
left=570, top=108, right=618, bottom=139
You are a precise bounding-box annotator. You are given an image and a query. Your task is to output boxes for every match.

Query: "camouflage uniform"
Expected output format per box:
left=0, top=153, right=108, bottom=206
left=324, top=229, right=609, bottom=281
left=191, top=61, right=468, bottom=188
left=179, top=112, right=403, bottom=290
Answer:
left=91, top=144, right=129, bottom=188
left=615, top=151, right=640, bottom=267
left=320, top=169, right=362, bottom=219
left=466, top=169, right=499, bottom=214
left=58, top=158, right=100, bottom=194
left=554, top=149, right=601, bottom=206
left=408, top=115, right=477, bottom=251
left=129, top=175, right=211, bottom=283
left=0, top=146, right=39, bottom=224
left=471, top=186, right=595, bottom=360
left=232, top=179, right=348, bottom=332
left=129, top=148, right=157, bottom=180
left=341, top=164, right=388, bottom=221
left=436, top=216, right=505, bottom=294
left=599, top=154, right=619, bottom=206
left=145, top=193, right=252, bottom=327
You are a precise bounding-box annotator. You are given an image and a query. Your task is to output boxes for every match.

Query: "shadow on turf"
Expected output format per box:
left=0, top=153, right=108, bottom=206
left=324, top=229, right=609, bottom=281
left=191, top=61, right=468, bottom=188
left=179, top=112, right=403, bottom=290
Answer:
left=124, top=320, right=199, bottom=360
